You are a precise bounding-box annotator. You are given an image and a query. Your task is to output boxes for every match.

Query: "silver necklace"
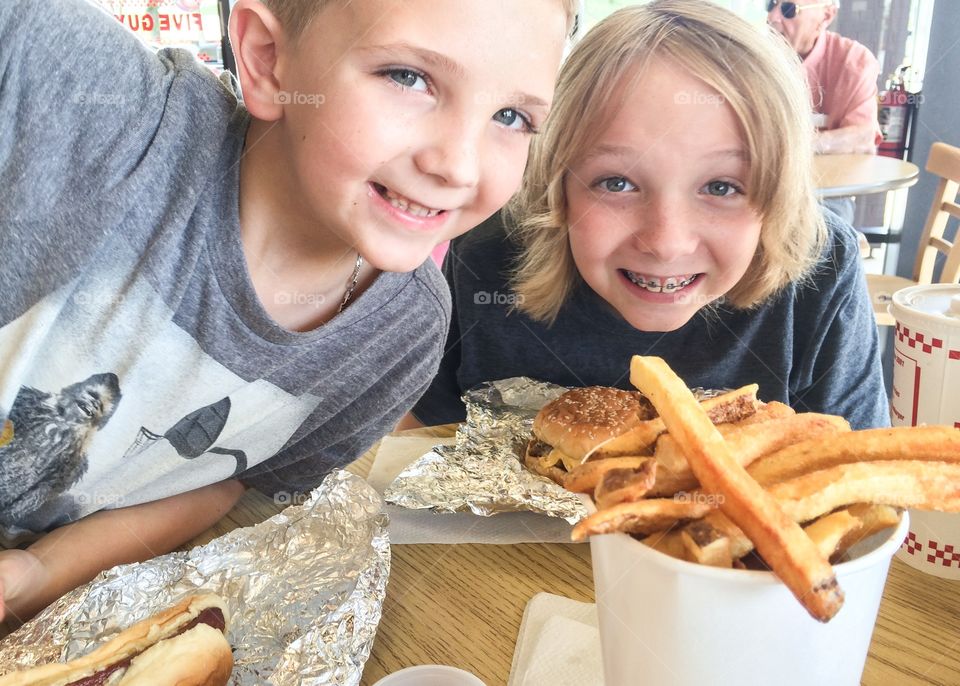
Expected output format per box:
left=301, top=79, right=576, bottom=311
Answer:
left=337, top=253, right=364, bottom=313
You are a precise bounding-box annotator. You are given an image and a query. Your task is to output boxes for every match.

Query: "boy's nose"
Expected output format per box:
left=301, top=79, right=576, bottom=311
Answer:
left=414, top=124, right=482, bottom=189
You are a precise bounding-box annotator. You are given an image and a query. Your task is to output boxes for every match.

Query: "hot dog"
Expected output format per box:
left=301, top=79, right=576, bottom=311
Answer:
left=0, top=594, right=232, bottom=685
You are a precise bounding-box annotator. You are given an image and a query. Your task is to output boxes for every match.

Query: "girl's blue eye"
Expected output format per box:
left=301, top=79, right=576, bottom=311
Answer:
left=598, top=177, right=636, bottom=193
left=493, top=108, right=536, bottom=134
left=704, top=180, right=740, bottom=197
left=385, top=68, right=428, bottom=92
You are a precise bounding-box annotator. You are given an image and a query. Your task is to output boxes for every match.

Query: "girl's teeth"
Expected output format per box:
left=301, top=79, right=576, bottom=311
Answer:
left=624, top=271, right=697, bottom=293
left=384, top=188, right=441, bottom=218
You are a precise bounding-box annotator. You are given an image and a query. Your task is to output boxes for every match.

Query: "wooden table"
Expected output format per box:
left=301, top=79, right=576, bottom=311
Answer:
left=813, top=154, right=919, bottom=199
left=187, top=426, right=960, bottom=686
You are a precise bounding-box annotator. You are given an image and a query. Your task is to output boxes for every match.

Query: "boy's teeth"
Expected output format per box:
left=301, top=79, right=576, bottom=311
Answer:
left=384, top=187, right=441, bottom=218
left=624, top=271, right=697, bottom=293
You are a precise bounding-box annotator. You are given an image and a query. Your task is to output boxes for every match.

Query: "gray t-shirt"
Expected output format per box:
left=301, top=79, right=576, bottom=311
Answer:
left=413, top=211, right=888, bottom=430
left=0, top=0, right=450, bottom=540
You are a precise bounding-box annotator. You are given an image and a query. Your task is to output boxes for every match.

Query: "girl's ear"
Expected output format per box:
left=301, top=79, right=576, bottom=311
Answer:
left=229, top=0, right=286, bottom=121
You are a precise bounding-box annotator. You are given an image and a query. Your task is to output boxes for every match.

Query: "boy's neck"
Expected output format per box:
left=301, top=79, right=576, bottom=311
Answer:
left=237, top=118, right=376, bottom=331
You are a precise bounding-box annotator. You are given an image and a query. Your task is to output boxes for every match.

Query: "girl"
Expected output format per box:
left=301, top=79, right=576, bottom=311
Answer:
left=409, top=0, right=887, bottom=430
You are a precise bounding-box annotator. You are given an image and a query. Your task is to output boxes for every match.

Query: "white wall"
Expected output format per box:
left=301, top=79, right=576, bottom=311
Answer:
left=895, top=0, right=960, bottom=276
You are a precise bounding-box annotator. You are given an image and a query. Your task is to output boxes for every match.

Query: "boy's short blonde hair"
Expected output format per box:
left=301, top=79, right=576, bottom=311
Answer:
left=510, top=0, right=827, bottom=325
left=261, top=0, right=582, bottom=44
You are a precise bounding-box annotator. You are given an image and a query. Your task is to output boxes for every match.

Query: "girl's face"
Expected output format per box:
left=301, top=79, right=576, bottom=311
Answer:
left=564, top=59, right=762, bottom=333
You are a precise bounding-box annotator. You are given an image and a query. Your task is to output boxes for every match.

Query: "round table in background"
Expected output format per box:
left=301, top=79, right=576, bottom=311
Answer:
left=813, top=153, right=919, bottom=199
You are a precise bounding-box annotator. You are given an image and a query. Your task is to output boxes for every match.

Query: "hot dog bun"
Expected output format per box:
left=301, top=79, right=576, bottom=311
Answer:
left=0, top=594, right=232, bottom=685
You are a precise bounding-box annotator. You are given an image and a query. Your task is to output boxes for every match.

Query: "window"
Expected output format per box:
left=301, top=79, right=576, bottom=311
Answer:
left=90, top=0, right=229, bottom=74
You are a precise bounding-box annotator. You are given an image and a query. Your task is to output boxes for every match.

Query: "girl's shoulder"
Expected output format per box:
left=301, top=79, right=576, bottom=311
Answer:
left=447, top=213, right=523, bottom=277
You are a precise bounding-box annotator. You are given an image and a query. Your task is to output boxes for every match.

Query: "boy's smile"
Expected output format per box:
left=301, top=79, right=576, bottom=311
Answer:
left=239, top=0, right=568, bottom=277
left=565, top=58, right=762, bottom=333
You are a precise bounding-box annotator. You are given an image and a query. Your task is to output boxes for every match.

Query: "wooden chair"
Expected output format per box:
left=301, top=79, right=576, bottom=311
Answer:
left=868, top=141, right=960, bottom=326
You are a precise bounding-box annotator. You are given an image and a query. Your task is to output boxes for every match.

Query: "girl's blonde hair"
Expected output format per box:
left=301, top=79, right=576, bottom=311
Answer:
left=261, top=0, right=581, bottom=45
left=510, top=0, right=826, bottom=324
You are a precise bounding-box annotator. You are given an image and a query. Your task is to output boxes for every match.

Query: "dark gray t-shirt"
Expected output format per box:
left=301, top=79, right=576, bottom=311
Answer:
left=0, top=0, right=449, bottom=539
left=413, top=211, right=888, bottom=429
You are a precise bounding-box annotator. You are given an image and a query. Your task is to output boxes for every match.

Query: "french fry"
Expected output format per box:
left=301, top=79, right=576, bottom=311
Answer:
left=772, top=461, right=960, bottom=520
left=571, top=498, right=712, bottom=542
left=593, top=461, right=658, bottom=509
left=682, top=461, right=960, bottom=560
left=564, top=456, right=651, bottom=493
left=583, top=384, right=760, bottom=460
left=630, top=355, right=843, bottom=622
left=747, top=426, right=960, bottom=486
left=834, top=504, right=900, bottom=560
left=681, top=519, right=733, bottom=567
left=641, top=530, right=690, bottom=561
left=649, top=413, right=850, bottom=497
left=522, top=452, right=566, bottom=486
left=802, top=510, right=862, bottom=561
left=731, top=401, right=795, bottom=425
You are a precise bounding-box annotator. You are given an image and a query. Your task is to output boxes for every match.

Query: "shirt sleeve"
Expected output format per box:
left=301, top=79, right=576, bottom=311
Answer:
left=0, top=0, right=170, bottom=222
left=834, top=41, right=883, bottom=144
left=790, top=219, right=889, bottom=429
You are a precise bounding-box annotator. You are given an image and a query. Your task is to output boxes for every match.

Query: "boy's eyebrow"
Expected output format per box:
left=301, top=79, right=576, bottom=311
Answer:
left=359, top=43, right=549, bottom=109
left=360, top=43, right=467, bottom=78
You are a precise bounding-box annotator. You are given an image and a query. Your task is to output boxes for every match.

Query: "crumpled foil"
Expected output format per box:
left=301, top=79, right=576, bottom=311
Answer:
left=0, top=470, right=388, bottom=685
left=384, top=377, right=589, bottom=523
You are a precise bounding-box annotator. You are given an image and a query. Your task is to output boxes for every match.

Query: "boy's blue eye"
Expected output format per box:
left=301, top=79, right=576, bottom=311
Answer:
left=598, top=177, right=636, bottom=193
left=704, top=180, right=740, bottom=197
left=493, top=108, right=536, bottom=133
left=384, top=68, right=428, bottom=92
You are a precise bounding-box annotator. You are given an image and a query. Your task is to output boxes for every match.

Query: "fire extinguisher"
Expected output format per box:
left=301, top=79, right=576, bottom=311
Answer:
left=878, top=66, right=919, bottom=160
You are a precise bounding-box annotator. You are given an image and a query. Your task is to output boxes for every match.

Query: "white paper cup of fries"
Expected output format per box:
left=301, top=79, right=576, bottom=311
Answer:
left=890, top=284, right=960, bottom=578
left=590, top=513, right=908, bottom=686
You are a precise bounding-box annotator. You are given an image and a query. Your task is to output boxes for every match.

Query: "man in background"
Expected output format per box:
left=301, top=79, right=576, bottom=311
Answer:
left=768, top=0, right=882, bottom=154
left=768, top=0, right=882, bottom=226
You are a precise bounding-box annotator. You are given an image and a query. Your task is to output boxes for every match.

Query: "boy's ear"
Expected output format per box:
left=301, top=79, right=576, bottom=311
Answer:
left=229, top=0, right=285, bottom=121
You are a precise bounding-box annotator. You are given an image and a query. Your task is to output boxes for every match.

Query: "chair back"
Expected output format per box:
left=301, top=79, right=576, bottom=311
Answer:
left=913, top=142, right=960, bottom=283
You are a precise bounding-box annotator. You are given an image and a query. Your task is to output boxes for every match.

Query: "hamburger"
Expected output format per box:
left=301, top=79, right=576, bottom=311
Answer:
left=525, top=384, right=759, bottom=485
left=0, top=594, right=232, bottom=686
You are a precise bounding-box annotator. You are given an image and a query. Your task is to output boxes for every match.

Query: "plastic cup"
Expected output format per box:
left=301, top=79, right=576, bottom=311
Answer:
left=890, top=284, right=960, bottom=578
left=372, top=665, right=487, bottom=686
left=590, top=513, right=909, bottom=686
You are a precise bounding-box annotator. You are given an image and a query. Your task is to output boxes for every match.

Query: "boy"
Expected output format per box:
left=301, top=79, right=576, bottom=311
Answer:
left=0, top=0, right=572, bottom=623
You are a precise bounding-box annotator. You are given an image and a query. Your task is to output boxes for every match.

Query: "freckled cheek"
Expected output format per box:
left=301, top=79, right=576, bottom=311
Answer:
left=477, top=144, right=528, bottom=209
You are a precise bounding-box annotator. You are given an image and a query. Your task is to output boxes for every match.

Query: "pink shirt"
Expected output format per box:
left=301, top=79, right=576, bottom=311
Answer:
left=802, top=30, right=882, bottom=143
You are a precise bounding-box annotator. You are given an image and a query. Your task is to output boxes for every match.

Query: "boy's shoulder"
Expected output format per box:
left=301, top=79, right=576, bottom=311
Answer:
left=409, top=259, right=452, bottom=316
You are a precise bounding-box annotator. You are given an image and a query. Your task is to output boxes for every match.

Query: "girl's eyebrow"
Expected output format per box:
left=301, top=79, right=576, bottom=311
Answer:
left=583, top=145, right=748, bottom=161
left=582, top=144, right=637, bottom=161
left=357, top=43, right=549, bottom=110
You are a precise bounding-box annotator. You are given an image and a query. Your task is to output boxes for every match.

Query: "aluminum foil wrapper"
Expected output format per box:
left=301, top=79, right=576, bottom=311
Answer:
left=0, top=470, right=388, bottom=685
left=384, top=379, right=726, bottom=524
left=384, top=377, right=588, bottom=523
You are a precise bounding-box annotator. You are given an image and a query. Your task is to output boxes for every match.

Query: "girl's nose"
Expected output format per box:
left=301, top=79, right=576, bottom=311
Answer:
left=631, top=201, right=697, bottom=264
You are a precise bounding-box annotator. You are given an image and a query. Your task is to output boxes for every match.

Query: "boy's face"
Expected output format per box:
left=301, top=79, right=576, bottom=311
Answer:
left=564, top=59, right=762, bottom=333
left=272, top=0, right=567, bottom=272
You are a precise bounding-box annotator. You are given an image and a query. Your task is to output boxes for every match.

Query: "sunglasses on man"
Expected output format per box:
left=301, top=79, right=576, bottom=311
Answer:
left=766, top=1, right=833, bottom=19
